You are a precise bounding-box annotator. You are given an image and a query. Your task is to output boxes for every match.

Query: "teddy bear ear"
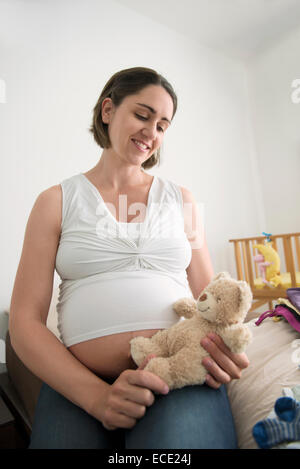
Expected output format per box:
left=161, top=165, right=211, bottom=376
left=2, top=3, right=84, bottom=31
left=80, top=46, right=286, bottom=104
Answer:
left=237, top=279, right=252, bottom=292
left=237, top=281, right=253, bottom=312
left=213, top=272, right=231, bottom=281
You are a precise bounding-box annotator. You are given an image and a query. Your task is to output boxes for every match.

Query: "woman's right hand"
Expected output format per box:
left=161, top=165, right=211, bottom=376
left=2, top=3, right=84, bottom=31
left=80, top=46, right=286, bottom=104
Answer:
left=96, top=355, right=169, bottom=430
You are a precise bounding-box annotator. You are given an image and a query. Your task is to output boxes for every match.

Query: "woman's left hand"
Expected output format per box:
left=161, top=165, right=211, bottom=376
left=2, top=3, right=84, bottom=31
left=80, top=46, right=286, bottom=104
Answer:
left=200, top=333, right=250, bottom=389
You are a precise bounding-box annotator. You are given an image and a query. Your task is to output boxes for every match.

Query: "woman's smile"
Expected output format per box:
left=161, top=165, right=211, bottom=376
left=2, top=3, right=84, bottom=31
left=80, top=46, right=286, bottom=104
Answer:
left=131, top=138, right=150, bottom=152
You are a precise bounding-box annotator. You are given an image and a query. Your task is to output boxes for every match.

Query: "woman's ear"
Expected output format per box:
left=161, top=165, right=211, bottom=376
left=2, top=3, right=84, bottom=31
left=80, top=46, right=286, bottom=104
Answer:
left=101, top=97, right=114, bottom=124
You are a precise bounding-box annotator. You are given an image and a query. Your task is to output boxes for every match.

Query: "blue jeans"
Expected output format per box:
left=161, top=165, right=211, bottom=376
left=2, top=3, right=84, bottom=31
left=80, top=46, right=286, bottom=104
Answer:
left=29, top=381, right=237, bottom=449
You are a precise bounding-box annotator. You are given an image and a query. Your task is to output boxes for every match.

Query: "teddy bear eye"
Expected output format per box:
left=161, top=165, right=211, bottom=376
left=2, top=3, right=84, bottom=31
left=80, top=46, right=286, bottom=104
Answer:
left=217, top=297, right=221, bottom=303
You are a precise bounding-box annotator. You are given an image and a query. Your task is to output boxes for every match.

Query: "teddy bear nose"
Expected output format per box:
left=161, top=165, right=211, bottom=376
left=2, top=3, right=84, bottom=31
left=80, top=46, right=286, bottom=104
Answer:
left=199, top=293, right=207, bottom=301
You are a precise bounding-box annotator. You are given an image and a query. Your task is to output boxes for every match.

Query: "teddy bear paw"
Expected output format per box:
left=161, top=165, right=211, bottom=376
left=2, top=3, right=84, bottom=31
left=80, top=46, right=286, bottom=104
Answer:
left=130, top=336, right=153, bottom=366
left=223, top=326, right=253, bottom=354
left=240, top=326, right=253, bottom=348
left=145, top=357, right=173, bottom=388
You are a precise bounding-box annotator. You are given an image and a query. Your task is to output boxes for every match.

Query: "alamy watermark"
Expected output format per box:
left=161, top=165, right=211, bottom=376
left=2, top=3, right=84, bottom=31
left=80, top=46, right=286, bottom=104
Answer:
left=291, top=79, right=300, bottom=103
left=95, top=197, right=206, bottom=249
left=291, top=339, right=300, bottom=365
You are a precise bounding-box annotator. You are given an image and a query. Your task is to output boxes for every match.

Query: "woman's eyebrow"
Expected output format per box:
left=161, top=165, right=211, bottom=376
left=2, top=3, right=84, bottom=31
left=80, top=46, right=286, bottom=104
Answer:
left=135, top=103, right=171, bottom=124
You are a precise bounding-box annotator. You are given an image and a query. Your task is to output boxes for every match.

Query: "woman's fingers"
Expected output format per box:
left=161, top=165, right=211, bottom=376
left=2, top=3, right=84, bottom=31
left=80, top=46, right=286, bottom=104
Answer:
left=202, top=355, right=232, bottom=385
left=207, top=333, right=250, bottom=369
left=204, top=373, right=222, bottom=389
left=201, top=337, right=241, bottom=379
left=104, top=364, right=168, bottom=430
left=200, top=333, right=250, bottom=387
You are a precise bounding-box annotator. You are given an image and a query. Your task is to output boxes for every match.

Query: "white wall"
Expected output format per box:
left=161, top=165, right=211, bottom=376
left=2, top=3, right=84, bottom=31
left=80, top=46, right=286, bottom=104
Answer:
left=0, top=0, right=261, bottom=312
left=246, top=28, right=300, bottom=234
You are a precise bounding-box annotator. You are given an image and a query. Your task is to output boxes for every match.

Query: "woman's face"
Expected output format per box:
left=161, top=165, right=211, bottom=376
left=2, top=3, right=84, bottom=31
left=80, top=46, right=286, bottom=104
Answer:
left=102, top=85, right=174, bottom=167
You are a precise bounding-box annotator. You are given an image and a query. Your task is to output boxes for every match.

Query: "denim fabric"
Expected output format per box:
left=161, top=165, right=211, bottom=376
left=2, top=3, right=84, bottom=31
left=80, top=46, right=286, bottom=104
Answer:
left=29, top=381, right=237, bottom=449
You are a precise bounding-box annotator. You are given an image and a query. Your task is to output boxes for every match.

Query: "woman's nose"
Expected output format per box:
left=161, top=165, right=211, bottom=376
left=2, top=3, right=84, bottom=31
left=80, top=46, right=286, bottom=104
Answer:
left=142, top=122, right=157, bottom=140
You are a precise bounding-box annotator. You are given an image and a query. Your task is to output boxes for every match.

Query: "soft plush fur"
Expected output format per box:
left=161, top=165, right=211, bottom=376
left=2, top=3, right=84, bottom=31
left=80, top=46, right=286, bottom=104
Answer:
left=130, top=272, right=253, bottom=390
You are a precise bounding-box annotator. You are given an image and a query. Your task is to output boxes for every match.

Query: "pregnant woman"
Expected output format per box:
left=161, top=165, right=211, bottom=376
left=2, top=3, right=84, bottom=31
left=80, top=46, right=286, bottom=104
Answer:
left=9, top=67, right=249, bottom=449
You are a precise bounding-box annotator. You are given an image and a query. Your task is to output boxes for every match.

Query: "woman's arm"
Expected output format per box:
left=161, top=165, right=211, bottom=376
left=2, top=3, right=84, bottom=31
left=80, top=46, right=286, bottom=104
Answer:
left=9, top=186, right=108, bottom=412
left=9, top=186, right=168, bottom=429
left=180, top=185, right=214, bottom=298
left=180, top=186, right=250, bottom=389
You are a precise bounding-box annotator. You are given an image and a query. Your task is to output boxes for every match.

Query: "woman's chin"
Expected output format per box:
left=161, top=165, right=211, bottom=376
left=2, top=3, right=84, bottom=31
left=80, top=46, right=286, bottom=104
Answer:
left=126, top=153, right=150, bottom=166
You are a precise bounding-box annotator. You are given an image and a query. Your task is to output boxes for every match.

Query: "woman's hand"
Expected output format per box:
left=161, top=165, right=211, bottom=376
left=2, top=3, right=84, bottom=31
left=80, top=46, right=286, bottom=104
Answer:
left=98, top=354, right=168, bottom=431
left=200, top=333, right=250, bottom=389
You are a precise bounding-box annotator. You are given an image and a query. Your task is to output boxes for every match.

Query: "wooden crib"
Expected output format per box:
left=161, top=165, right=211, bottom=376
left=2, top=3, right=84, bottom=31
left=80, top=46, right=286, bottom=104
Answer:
left=229, top=232, right=300, bottom=312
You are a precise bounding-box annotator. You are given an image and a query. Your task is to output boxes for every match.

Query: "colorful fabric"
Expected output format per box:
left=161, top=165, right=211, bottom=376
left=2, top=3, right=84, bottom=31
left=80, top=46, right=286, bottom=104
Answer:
left=277, top=297, right=300, bottom=317
left=255, top=304, right=300, bottom=333
left=287, top=288, right=300, bottom=312
left=252, top=397, right=300, bottom=449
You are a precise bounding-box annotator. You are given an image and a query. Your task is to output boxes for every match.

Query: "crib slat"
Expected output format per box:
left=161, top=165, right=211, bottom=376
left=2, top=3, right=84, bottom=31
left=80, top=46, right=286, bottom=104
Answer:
left=271, top=237, right=278, bottom=251
left=245, top=240, right=254, bottom=287
left=234, top=241, right=243, bottom=280
left=252, top=241, right=259, bottom=278
left=242, top=242, right=249, bottom=283
left=283, top=236, right=296, bottom=286
left=295, top=235, right=300, bottom=271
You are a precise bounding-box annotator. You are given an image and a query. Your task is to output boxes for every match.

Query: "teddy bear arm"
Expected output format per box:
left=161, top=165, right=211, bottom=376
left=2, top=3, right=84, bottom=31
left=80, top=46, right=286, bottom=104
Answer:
left=220, top=324, right=252, bottom=354
left=172, top=297, right=197, bottom=319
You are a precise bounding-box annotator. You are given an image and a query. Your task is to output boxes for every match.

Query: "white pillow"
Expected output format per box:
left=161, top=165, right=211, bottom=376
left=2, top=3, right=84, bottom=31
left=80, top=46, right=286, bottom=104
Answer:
left=226, top=317, right=300, bottom=448
left=46, top=288, right=61, bottom=341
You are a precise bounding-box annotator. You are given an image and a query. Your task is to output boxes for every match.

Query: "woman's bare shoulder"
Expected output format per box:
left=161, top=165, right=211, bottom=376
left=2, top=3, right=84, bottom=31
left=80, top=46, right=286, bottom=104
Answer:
left=31, top=184, right=62, bottom=233
left=39, top=183, right=62, bottom=198
left=35, top=184, right=62, bottom=210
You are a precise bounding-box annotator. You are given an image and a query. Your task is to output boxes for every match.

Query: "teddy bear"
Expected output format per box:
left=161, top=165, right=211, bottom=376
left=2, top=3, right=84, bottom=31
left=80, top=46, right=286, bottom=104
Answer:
left=130, top=272, right=253, bottom=390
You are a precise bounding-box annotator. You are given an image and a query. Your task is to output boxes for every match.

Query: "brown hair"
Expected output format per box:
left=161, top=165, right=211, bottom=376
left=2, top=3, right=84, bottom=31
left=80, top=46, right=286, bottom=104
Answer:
left=89, top=67, right=177, bottom=169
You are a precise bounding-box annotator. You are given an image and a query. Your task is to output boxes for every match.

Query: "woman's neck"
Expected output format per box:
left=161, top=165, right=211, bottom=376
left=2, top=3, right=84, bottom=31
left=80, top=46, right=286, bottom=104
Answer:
left=86, top=151, right=148, bottom=191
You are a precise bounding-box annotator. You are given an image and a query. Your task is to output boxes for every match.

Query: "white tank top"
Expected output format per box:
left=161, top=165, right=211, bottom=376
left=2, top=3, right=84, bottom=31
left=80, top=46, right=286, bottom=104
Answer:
left=55, top=173, right=193, bottom=347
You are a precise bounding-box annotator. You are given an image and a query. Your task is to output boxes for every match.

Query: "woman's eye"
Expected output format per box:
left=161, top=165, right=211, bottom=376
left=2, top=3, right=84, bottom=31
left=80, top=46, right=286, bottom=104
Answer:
left=135, top=113, right=147, bottom=121
left=135, top=113, right=164, bottom=132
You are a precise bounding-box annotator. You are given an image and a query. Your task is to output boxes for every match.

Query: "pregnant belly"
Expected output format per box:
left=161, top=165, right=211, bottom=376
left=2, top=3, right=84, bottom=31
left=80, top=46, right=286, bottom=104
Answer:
left=58, top=271, right=192, bottom=378
left=68, top=328, right=162, bottom=378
